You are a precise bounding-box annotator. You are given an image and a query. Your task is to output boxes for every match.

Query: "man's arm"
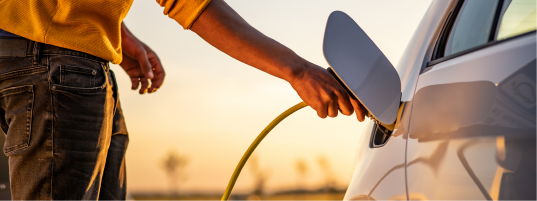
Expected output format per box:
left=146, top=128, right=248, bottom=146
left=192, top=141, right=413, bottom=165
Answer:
left=190, top=0, right=365, bottom=120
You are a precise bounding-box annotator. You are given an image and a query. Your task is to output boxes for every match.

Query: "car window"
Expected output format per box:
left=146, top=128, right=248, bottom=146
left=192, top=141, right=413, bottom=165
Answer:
left=496, top=0, right=536, bottom=40
left=444, top=0, right=499, bottom=56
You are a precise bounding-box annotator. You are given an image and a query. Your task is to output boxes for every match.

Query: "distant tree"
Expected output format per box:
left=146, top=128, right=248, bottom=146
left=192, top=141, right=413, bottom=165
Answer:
left=294, top=158, right=309, bottom=190
left=161, top=150, right=189, bottom=195
left=316, top=154, right=337, bottom=192
left=249, top=154, right=270, bottom=196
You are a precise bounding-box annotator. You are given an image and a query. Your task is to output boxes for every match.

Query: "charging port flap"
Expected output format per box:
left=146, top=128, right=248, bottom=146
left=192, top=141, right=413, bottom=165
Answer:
left=323, top=11, right=401, bottom=126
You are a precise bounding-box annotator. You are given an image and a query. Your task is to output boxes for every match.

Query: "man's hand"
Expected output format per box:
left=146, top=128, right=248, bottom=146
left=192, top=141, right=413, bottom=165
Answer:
left=290, top=64, right=366, bottom=121
left=190, top=0, right=366, bottom=121
left=120, top=23, right=165, bottom=94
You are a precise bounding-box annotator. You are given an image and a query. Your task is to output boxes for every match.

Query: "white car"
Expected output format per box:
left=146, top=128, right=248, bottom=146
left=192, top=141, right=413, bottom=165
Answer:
left=324, top=0, right=535, bottom=200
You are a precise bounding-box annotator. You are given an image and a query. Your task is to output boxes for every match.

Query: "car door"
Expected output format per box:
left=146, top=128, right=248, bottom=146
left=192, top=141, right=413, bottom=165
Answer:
left=406, top=0, right=536, bottom=200
left=342, top=1, right=452, bottom=200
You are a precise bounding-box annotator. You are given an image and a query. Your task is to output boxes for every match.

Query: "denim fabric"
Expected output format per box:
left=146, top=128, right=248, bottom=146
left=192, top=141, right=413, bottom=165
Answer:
left=0, top=37, right=129, bottom=200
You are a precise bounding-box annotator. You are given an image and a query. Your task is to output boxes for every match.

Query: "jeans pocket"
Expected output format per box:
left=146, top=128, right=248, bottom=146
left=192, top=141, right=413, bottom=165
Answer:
left=60, top=65, right=96, bottom=87
left=51, top=63, right=107, bottom=94
left=0, top=85, right=34, bottom=156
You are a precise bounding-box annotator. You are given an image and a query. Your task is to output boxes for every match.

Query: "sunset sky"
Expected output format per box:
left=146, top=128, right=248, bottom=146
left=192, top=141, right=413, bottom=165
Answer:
left=113, top=0, right=432, bottom=194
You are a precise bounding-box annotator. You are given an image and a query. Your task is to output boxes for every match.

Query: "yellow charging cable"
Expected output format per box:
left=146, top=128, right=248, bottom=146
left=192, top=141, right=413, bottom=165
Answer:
left=221, top=102, right=308, bottom=201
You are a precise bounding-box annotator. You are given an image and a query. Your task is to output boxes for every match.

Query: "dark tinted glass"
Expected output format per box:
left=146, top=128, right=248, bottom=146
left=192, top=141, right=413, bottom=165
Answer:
left=445, top=0, right=499, bottom=56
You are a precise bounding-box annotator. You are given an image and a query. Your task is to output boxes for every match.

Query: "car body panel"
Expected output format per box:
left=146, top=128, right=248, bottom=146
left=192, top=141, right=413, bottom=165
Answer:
left=345, top=0, right=536, bottom=200
left=344, top=0, right=451, bottom=200
left=407, top=33, right=536, bottom=200
left=396, top=0, right=453, bottom=102
left=343, top=121, right=407, bottom=200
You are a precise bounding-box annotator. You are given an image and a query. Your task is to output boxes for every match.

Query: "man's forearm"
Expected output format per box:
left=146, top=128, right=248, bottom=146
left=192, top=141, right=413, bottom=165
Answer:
left=189, top=0, right=365, bottom=120
left=190, top=0, right=309, bottom=84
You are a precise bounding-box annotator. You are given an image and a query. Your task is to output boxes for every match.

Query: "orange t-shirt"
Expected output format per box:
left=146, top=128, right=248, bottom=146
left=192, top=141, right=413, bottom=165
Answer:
left=0, top=0, right=211, bottom=64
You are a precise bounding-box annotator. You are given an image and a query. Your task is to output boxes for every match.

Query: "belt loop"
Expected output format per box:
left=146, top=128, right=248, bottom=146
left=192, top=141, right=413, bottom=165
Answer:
left=32, top=42, right=41, bottom=65
left=101, top=62, right=110, bottom=72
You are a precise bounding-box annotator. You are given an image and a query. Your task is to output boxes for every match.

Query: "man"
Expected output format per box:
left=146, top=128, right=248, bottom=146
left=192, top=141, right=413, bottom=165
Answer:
left=0, top=0, right=366, bottom=199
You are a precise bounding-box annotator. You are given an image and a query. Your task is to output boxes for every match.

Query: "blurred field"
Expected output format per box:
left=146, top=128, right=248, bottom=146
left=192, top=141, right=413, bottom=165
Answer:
left=133, top=193, right=345, bottom=201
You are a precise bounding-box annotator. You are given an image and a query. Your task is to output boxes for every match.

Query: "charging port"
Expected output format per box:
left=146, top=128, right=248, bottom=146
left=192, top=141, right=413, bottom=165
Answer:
left=369, top=121, right=393, bottom=148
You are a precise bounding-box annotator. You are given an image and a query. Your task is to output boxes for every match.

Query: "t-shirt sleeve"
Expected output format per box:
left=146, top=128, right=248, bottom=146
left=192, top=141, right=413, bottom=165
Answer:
left=156, top=0, right=212, bottom=30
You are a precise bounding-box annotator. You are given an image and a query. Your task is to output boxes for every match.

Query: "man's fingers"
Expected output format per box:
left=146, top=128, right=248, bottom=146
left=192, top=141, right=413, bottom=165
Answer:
left=317, top=110, right=327, bottom=119
left=131, top=77, right=139, bottom=90
left=148, top=76, right=163, bottom=93
left=148, top=58, right=165, bottom=93
left=350, top=98, right=366, bottom=122
left=336, top=90, right=354, bottom=116
left=315, top=101, right=329, bottom=119
left=328, top=98, right=339, bottom=118
left=139, top=78, right=149, bottom=94
left=149, top=76, right=164, bottom=93
left=135, top=49, right=154, bottom=79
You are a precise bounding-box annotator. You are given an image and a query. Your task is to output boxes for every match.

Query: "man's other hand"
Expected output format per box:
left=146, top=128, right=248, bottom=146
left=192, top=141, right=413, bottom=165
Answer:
left=120, top=23, right=165, bottom=94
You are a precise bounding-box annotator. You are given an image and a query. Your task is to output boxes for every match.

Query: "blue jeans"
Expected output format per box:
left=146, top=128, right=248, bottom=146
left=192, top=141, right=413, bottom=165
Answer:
left=0, top=37, right=129, bottom=200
